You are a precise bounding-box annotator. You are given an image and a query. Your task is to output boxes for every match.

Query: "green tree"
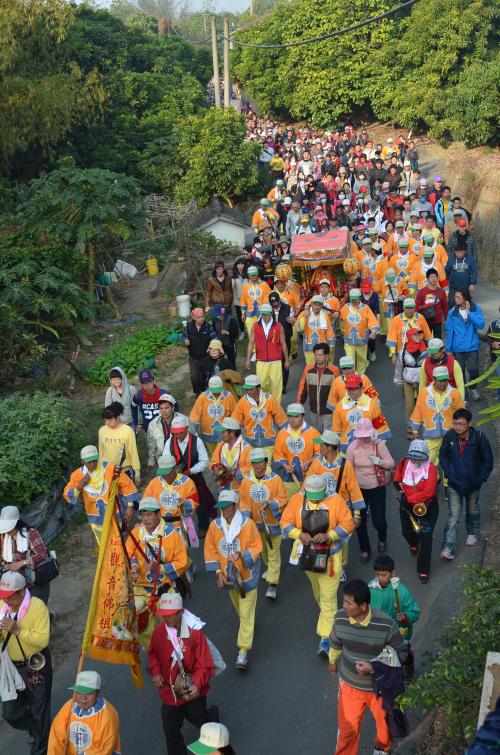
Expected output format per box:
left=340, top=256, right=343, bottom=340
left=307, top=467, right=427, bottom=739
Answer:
left=444, top=55, right=500, bottom=147
left=373, top=0, right=499, bottom=142
left=19, top=163, right=145, bottom=297
left=175, top=108, right=261, bottom=207
left=0, top=0, right=105, bottom=174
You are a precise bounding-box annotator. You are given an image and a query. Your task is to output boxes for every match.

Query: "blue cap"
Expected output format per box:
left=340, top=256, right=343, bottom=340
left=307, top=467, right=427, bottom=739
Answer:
left=139, top=369, right=154, bottom=383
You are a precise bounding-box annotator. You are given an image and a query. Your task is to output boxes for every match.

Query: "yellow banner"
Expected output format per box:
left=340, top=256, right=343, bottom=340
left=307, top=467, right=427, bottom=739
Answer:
left=82, top=480, right=143, bottom=687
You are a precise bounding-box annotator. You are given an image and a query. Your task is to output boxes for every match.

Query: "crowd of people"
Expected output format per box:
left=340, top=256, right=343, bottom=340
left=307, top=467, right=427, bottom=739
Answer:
left=0, top=120, right=498, bottom=755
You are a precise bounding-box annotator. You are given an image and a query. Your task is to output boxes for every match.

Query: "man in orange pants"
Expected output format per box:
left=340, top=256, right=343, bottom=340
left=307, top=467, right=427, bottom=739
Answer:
left=328, top=579, right=408, bottom=755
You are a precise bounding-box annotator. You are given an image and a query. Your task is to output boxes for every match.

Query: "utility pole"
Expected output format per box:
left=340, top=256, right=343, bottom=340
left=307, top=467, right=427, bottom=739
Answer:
left=223, top=16, right=230, bottom=108
left=211, top=15, right=221, bottom=109
left=249, top=0, right=254, bottom=14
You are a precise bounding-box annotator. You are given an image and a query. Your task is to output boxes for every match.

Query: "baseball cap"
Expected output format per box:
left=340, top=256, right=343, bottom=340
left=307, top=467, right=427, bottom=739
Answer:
left=434, top=176, right=443, bottom=183
left=349, top=288, right=361, bottom=299
left=406, top=327, right=423, bottom=338
left=284, top=197, right=292, bottom=206
left=157, top=454, right=177, bottom=475
left=247, top=266, right=259, bottom=276
left=433, top=366, right=449, bottom=381
left=339, top=356, right=354, bottom=369
left=208, top=376, right=223, bottom=393
left=304, top=475, right=326, bottom=501
left=139, top=369, right=154, bottom=383
left=156, top=592, right=183, bottom=616
left=249, top=448, right=268, bottom=462
left=0, top=506, right=21, bottom=534
left=286, top=403, right=305, bottom=416
left=216, top=417, right=241, bottom=432
left=138, top=497, right=161, bottom=512
left=70, top=671, right=102, bottom=694
left=427, top=338, right=444, bottom=354
left=188, top=723, right=230, bottom=755
left=397, top=238, right=409, bottom=248
left=403, top=298, right=416, bottom=308
left=215, top=489, right=239, bottom=509
left=319, top=278, right=331, bottom=287
left=360, top=280, right=372, bottom=292
left=242, top=374, right=261, bottom=390
left=260, top=303, right=273, bottom=315
left=170, top=415, right=189, bottom=434
left=311, top=295, right=324, bottom=304
left=0, top=571, right=26, bottom=598
left=456, top=218, right=467, bottom=228
left=313, top=430, right=340, bottom=447
left=345, top=374, right=363, bottom=389
left=158, top=393, right=176, bottom=405
left=80, top=445, right=99, bottom=463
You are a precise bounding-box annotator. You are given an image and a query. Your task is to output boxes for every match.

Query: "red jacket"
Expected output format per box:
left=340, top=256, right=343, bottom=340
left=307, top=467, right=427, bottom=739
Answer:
left=254, top=319, right=283, bottom=362
left=147, top=622, right=215, bottom=706
left=394, top=458, right=438, bottom=504
left=415, top=286, right=448, bottom=325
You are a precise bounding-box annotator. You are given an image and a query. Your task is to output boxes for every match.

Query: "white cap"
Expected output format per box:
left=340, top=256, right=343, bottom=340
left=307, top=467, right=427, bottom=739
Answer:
left=304, top=475, right=327, bottom=500
left=138, top=497, right=161, bottom=512
left=284, top=197, right=292, bottom=206
left=339, top=356, right=354, bottom=368
left=157, top=454, right=177, bottom=473
left=247, top=266, right=259, bottom=276
left=158, top=393, right=176, bottom=405
left=243, top=374, right=261, bottom=389
left=0, top=571, right=26, bottom=597
left=314, top=429, right=341, bottom=446
left=286, top=403, right=305, bottom=416
left=0, top=506, right=20, bottom=534
left=208, top=376, right=223, bottom=391
left=218, top=489, right=239, bottom=504
left=70, top=670, right=102, bottom=693
left=249, top=447, right=268, bottom=462
left=80, top=445, right=99, bottom=462
left=157, top=592, right=183, bottom=615
left=218, top=417, right=241, bottom=432
left=319, top=278, right=331, bottom=286
left=171, top=414, right=189, bottom=431
left=188, top=723, right=230, bottom=754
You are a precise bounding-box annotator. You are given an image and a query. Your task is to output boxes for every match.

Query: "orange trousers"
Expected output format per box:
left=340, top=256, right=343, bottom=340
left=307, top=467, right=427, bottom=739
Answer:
left=335, top=680, right=391, bottom=755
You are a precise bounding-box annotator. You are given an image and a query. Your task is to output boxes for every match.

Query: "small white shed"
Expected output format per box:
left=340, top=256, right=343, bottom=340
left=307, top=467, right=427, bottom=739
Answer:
left=196, top=196, right=252, bottom=247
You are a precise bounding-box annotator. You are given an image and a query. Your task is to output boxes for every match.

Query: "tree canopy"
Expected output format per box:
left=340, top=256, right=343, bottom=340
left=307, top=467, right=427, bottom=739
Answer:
left=231, top=0, right=500, bottom=146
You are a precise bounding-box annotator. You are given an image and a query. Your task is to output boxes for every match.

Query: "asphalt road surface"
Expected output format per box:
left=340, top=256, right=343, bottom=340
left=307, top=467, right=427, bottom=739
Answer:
left=2, top=327, right=496, bottom=755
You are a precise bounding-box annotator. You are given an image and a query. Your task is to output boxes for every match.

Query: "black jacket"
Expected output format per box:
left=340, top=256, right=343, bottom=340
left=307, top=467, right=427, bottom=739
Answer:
left=185, top=321, right=217, bottom=360
left=439, top=427, right=493, bottom=495
left=272, top=302, right=293, bottom=344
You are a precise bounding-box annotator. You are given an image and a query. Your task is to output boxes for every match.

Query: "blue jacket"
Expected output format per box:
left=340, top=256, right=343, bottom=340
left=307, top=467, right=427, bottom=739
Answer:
left=445, top=254, right=477, bottom=290
left=445, top=302, right=484, bottom=353
left=439, top=427, right=493, bottom=495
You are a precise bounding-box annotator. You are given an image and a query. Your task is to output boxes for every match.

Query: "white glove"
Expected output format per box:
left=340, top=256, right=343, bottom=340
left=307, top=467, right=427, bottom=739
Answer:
left=370, top=456, right=382, bottom=465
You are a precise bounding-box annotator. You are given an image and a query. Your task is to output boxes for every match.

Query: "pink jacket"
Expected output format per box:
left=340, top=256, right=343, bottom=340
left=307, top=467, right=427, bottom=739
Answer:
left=346, top=439, right=395, bottom=490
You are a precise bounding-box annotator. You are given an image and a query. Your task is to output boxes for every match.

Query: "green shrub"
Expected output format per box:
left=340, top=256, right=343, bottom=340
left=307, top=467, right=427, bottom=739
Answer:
left=87, top=324, right=175, bottom=386
left=0, top=392, right=74, bottom=507
left=399, top=566, right=500, bottom=751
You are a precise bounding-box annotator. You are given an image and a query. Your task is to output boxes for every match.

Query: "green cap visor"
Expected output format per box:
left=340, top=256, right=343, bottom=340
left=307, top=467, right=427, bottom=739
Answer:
left=82, top=454, right=99, bottom=462
left=215, top=499, right=236, bottom=509
left=305, top=489, right=326, bottom=501
left=157, top=465, right=175, bottom=475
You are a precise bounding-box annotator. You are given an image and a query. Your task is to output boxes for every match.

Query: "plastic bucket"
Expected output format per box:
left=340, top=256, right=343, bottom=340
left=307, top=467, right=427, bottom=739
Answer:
left=146, top=256, right=159, bottom=276
left=176, top=294, right=191, bottom=319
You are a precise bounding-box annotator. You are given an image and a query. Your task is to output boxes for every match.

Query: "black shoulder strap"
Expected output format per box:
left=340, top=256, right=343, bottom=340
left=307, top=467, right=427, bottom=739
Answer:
left=336, top=457, right=347, bottom=491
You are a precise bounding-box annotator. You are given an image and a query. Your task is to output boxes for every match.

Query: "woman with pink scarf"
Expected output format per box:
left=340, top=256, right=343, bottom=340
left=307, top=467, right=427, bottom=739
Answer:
left=393, top=439, right=439, bottom=584
left=346, top=419, right=395, bottom=564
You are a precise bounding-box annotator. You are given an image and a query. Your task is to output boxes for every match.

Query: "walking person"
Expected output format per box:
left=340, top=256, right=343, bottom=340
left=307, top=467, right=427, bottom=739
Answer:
left=189, top=376, right=236, bottom=457
left=445, top=289, right=485, bottom=402
left=184, top=309, right=217, bottom=397
left=346, top=419, right=395, bottom=563
left=205, top=260, right=233, bottom=316
left=231, top=258, right=248, bottom=341
left=414, top=268, right=448, bottom=339
left=245, top=303, right=289, bottom=402
left=204, top=490, right=262, bottom=671
left=148, top=593, right=219, bottom=755
left=0, top=571, right=52, bottom=755
left=211, top=309, right=239, bottom=371
left=104, top=366, right=136, bottom=428
left=393, top=440, right=439, bottom=584
left=201, top=340, right=233, bottom=391
left=393, top=328, right=428, bottom=439
left=328, top=579, right=408, bottom=755
left=98, top=401, right=141, bottom=486
left=0, top=506, right=54, bottom=605
left=445, top=247, right=478, bottom=306
left=147, top=393, right=179, bottom=471
left=281, top=475, right=354, bottom=657
left=440, top=409, right=493, bottom=561
left=132, top=369, right=168, bottom=433
left=338, top=289, right=379, bottom=374
left=296, top=343, right=339, bottom=432
left=48, top=671, right=121, bottom=755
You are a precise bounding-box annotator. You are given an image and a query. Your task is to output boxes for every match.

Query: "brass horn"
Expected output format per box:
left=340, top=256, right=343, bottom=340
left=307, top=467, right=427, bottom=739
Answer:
left=28, top=652, right=46, bottom=671
left=413, top=502, right=428, bottom=517
left=406, top=509, right=423, bottom=534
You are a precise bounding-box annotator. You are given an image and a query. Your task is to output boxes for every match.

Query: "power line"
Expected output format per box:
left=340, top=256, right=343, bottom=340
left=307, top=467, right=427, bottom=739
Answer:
left=226, top=0, right=419, bottom=49
left=170, top=25, right=212, bottom=46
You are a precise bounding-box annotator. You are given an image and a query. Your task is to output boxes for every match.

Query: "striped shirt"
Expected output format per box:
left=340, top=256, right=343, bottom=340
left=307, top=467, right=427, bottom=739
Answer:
left=329, top=608, right=408, bottom=691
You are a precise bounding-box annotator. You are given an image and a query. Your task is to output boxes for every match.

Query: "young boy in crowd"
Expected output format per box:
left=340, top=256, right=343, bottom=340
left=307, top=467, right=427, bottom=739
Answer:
left=368, top=554, right=421, bottom=640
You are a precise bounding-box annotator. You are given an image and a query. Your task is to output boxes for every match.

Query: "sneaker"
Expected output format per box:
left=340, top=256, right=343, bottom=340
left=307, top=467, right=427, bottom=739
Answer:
left=186, top=563, right=196, bottom=583
left=261, top=569, right=268, bottom=581
left=378, top=541, right=387, bottom=553
left=369, top=352, right=376, bottom=362
left=418, top=573, right=429, bottom=584
left=250, top=353, right=256, bottom=362
left=318, top=638, right=330, bottom=658
left=440, top=547, right=454, bottom=561
left=340, top=568, right=347, bottom=583
left=235, top=650, right=248, bottom=670
left=238, top=331, right=245, bottom=341
left=410, top=545, right=418, bottom=556
left=470, top=388, right=481, bottom=401
left=265, top=584, right=277, bottom=600
left=360, top=551, right=371, bottom=564
left=373, top=749, right=391, bottom=755
left=466, top=534, right=478, bottom=546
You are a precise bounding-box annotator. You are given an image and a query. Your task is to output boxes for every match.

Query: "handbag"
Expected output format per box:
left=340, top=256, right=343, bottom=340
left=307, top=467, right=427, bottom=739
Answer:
left=33, top=552, right=59, bottom=587
left=372, top=442, right=393, bottom=487
left=298, top=499, right=330, bottom=573
left=420, top=304, right=437, bottom=322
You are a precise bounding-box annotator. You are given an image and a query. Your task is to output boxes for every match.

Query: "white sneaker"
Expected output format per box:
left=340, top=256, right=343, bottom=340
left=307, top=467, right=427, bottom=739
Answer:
left=466, top=534, right=478, bottom=546
left=369, top=352, right=376, bottom=362
left=235, top=650, right=248, bottom=670
left=373, top=749, right=391, bottom=755
left=265, top=584, right=277, bottom=600
left=470, top=388, right=481, bottom=401
left=261, top=569, right=268, bottom=581
left=440, top=547, right=455, bottom=561
left=340, top=568, right=347, bottom=583
left=238, top=332, right=245, bottom=341
left=250, top=352, right=256, bottom=362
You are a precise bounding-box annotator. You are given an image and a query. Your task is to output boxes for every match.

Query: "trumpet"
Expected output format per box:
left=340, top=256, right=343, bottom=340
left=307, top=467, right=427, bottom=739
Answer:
left=28, top=652, right=46, bottom=671
left=413, top=502, right=428, bottom=517
left=405, top=509, right=422, bottom=534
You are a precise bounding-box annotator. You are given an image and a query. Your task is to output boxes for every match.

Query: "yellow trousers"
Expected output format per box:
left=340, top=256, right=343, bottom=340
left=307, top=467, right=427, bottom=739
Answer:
left=284, top=480, right=301, bottom=498
left=256, top=360, right=283, bottom=402
left=342, top=542, right=349, bottom=567
left=344, top=343, right=368, bottom=374
left=260, top=533, right=282, bottom=584
left=305, top=551, right=342, bottom=638
left=379, top=295, right=388, bottom=335
left=228, top=587, right=258, bottom=651
left=245, top=315, right=258, bottom=339
left=204, top=441, right=217, bottom=457
left=426, top=438, right=443, bottom=466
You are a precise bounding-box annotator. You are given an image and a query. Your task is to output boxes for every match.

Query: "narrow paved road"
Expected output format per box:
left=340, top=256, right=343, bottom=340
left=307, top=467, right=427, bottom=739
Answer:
left=3, top=331, right=496, bottom=755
